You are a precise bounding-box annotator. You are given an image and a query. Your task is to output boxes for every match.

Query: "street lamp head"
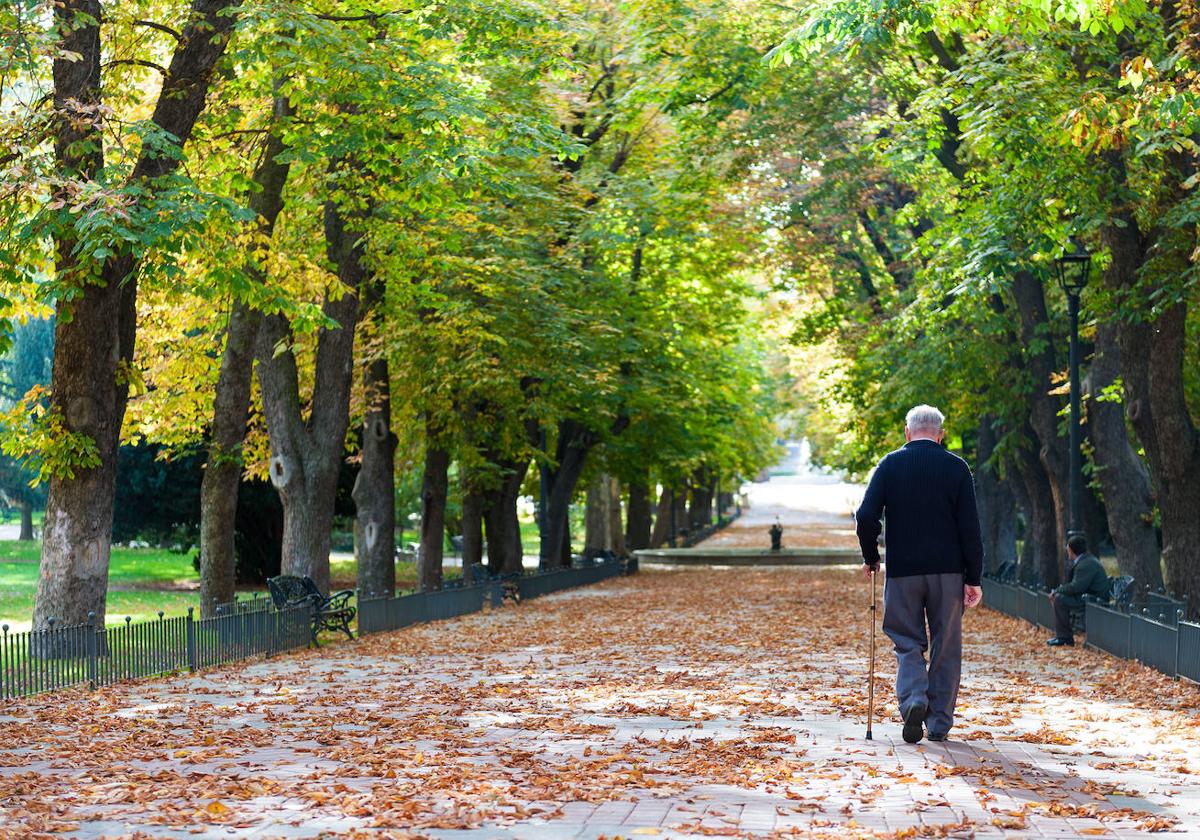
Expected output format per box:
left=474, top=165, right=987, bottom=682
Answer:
left=1055, top=237, right=1091, bottom=296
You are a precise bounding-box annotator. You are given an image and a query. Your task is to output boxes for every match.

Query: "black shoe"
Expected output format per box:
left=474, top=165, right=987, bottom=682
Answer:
left=1046, top=637, right=1075, bottom=647
left=927, top=732, right=949, bottom=742
left=902, top=702, right=927, bottom=744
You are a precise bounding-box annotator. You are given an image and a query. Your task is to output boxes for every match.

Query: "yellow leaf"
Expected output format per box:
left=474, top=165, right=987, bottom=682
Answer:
left=204, top=801, right=230, bottom=816
left=632, top=829, right=660, bottom=836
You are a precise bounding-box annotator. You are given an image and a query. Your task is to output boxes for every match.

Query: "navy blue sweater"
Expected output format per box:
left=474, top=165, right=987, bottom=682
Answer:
left=855, top=439, right=984, bottom=585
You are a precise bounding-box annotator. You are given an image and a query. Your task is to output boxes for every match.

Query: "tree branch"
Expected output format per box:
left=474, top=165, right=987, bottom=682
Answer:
left=104, top=58, right=168, bottom=75
left=924, top=31, right=961, bottom=73
left=314, top=10, right=410, bottom=22
left=133, top=19, right=181, bottom=41
left=687, top=70, right=745, bottom=106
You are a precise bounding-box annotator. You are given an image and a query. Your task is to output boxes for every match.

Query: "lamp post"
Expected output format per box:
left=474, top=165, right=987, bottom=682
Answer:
left=1055, top=238, right=1091, bottom=538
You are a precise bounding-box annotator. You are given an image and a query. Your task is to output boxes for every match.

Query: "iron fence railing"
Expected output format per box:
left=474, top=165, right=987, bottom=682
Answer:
left=1178, top=622, right=1200, bottom=684
left=2, top=556, right=630, bottom=701
left=358, top=558, right=625, bottom=636
left=1131, top=611, right=1179, bottom=676
left=983, top=576, right=1200, bottom=685
left=1083, top=599, right=1130, bottom=660
left=0, top=603, right=313, bottom=701
left=1142, top=591, right=1187, bottom=626
left=0, top=620, right=93, bottom=699
left=213, top=593, right=275, bottom=615
left=358, top=581, right=503, bottom=634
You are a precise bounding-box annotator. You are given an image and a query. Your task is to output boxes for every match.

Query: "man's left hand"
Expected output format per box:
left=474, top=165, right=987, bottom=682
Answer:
left=964, top=584, right=983, bottom=609
left=861, top=563, right=878, bottom=579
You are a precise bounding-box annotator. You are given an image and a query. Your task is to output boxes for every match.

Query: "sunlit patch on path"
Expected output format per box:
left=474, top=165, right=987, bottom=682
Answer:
left=1, top=568, right=1198, bottom=838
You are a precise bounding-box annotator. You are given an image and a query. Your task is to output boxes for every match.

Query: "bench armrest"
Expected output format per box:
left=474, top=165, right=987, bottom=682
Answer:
left=326, top=590, right=354, bottom=611
left=285, top=592, right=322, bottom=610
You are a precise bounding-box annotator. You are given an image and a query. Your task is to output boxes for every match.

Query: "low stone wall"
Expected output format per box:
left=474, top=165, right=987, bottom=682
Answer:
left=634, top=547, right=862, bottom=566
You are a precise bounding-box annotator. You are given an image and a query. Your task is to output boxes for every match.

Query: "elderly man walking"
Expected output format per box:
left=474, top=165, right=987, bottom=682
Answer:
left=855, top=405, right=984, bottom=744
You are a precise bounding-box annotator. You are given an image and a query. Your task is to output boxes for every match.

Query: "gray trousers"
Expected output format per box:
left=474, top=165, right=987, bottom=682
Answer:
left=882, top=573, right=964, bottom=735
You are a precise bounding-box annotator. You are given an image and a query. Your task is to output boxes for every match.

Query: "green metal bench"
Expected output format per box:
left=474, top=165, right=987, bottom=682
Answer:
left=267, top=575, right=355, bottom=645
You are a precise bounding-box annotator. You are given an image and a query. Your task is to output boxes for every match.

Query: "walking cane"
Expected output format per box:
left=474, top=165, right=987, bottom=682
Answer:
left=866, top=567, right=877, bottom=740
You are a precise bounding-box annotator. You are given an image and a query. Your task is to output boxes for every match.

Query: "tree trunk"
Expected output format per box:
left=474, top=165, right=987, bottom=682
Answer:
left=673, top=485, right=689, bottom=545
left=584, top=473, right=625, bottom=559
left=648, top=486, right=672, bottom=548
left=199, top=300, right=260, bottom=615
left=688, top=469, right=713, bottom=531
left=418, top=442, right=449, bottom=591
left=256, top=198, right=363, bottom=595
left=353, top=357, right=397, bottom=599
left=462, top=488, right=484, bottom=573
left=539, top=420, right=595, bottom=567
left=1012, top=437, right=1061, bottom=588
left=34, top=0, right=238, bottom=630
left=484, top=459, right=527, bottom=575
left=975, top=416, right=1017, bottom=575
left=1099, top=151, right=1200, bottom=608
left=625, top=479, right=653, bottom=551
left=538, top=415, right=630, bottom=566
left=1009, top=465, right=1037, bottom=585
left=1087, top=323, right=1162, bottom=589
left=199, top=91, right=293, bottom=616
left=1010, top=270, right=1071, bottom=555
left=18, top=499, right=33, bottom=542
left=584, top=473, right=612, bottom=558
left=607, top=476, right=625, bottom=556
left=1122, top=302, right=1200, bottom=605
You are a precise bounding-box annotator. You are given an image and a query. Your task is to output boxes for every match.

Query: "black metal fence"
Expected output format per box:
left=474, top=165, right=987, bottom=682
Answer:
left=2, top=557, right=629, bottom=701
left=680, top=508, right=743, bottom=548
left=358, top=580, right=504, bottom=633
left=982, top=578, right=1200, bottom=684
left=0, top=602, right=313, bottom=701
left=358, top=558, right=626, bottom=636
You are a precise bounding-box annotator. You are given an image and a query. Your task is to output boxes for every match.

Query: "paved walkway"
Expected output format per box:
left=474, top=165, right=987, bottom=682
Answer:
left=4, top=457, right=1199, bottom=838
left=2, top=566, right=1199, bottom=838
left=706, top=441, right=863, bottom=550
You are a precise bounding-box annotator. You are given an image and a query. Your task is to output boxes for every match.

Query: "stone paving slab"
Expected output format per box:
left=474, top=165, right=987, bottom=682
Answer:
left=2, top=568, right=1200, bottom=839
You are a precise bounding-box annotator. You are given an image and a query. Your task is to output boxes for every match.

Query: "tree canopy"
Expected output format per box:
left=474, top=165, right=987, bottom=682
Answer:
left=2, top=0, right=1199, bottom=619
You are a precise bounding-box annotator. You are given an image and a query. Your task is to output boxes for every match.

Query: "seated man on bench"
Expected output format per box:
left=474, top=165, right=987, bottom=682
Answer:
left=1047, top=534, right=1110, bottom=647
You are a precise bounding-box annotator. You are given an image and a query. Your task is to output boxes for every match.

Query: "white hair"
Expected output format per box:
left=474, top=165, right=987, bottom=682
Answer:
left=905, top=404, right=945, bottom=433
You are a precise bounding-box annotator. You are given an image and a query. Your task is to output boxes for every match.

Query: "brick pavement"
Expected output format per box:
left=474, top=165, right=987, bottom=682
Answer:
left=2, top=568, right=1199, bottom=839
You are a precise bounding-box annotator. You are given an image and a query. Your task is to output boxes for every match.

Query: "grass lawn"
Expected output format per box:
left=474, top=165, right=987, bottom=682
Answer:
left=0, top=508, right=45, bottom=528
left=330, top=554, right=460, bottom=592
left=0, top=511, right=560, bottom=630
left=1, top=539, right=469, bottom=631
left=0, top=542, right=227, bottom=630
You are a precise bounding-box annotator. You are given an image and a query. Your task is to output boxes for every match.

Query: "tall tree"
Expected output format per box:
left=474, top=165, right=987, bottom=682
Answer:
left=33, top=0, right=238, bottom=628
left=199, top=89, right=295, bottom=615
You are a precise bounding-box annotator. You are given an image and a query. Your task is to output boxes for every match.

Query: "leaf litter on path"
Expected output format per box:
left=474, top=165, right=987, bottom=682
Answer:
left=0, top=567, right=1196, bottom=838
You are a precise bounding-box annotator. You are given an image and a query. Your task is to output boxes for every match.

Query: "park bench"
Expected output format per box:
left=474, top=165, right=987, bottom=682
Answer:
left=1074, top=574, right=1135, bottom=632
left=267, top=575, right=356, bottom=645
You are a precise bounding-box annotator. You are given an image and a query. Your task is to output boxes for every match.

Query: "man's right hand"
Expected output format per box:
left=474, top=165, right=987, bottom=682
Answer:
left=862, top=562, right=879, bottom=579
left=964, top=584, right=983, bottom=609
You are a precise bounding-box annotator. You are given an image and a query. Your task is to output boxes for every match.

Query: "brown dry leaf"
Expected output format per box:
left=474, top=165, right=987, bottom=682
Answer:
left=1, top=568, right=1197, bottom=838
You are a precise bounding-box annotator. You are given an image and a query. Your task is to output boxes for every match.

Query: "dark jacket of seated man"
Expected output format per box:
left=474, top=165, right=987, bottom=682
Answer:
left=1048, top=535, right=1109, bottom=645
